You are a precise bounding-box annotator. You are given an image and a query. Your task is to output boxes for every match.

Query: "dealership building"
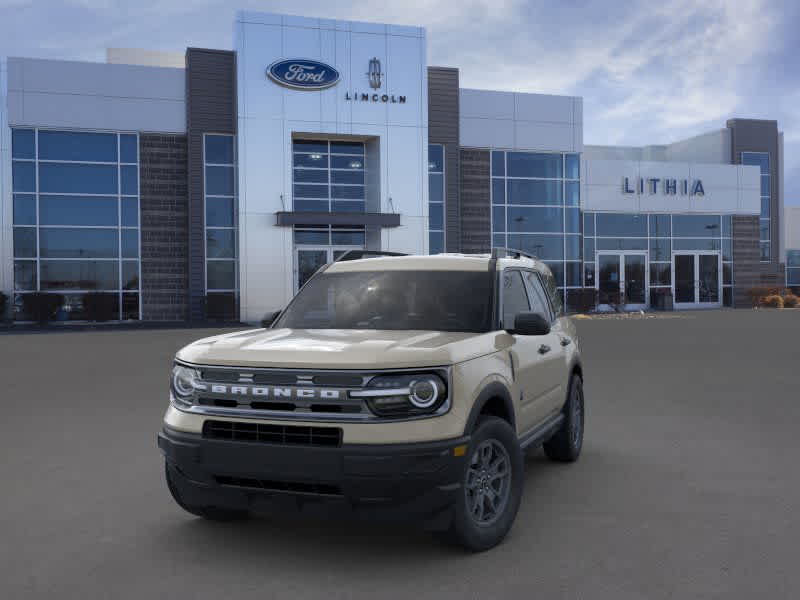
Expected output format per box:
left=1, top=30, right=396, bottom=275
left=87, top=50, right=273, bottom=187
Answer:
left=0, top=11, right=794, bottom=323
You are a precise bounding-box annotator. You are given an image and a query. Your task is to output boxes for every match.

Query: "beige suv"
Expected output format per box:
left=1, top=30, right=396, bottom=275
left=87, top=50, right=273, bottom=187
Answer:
left=158, top=249, right=584, bottom=551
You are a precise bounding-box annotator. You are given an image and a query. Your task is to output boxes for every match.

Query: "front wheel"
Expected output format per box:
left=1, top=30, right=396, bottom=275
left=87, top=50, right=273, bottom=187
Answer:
left=543, top=374, right=584, bottom=462
left=446, top=416, right=523, bottom=552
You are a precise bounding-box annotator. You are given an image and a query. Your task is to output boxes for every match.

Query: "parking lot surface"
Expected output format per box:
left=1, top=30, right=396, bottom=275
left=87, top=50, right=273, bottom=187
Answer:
left=1, top=309, right=799, bottom=599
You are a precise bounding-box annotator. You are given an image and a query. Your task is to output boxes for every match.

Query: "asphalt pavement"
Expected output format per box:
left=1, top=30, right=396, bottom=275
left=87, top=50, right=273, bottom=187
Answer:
left=1, top=309, right=798, bottom=599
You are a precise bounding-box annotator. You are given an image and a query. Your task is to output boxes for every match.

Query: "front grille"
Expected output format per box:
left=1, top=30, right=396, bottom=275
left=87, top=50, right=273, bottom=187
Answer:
left=215, top=475, right=342, bottom=496
left=202, top=420, right=342, bottom=447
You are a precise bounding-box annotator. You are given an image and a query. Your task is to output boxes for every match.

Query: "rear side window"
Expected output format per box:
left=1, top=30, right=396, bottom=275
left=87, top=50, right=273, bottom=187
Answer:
left=540, top=268, right=564, bottom=317
left=501, top=270, right=530, bottom=329
left=523, top=271, right=553, bottom=322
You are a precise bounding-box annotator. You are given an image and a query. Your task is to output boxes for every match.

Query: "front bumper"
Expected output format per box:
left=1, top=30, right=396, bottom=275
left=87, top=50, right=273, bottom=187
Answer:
left=158, top=426, right=469, bottom=523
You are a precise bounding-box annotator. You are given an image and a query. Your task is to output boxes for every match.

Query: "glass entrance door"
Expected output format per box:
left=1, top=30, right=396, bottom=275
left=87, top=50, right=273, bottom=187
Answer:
left=596, top=252, right=648, bottom=310
left=672, top=252, right=721, bottom=308
left=294, top=246, right=363, bottom=292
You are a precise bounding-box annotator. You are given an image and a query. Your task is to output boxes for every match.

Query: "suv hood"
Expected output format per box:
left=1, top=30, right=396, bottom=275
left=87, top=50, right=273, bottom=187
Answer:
left=176, top=328, right=501, bottom=369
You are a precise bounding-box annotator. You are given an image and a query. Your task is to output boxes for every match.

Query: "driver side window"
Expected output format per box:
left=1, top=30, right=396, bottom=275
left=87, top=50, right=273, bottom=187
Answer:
left=501, top=270, right=531, bottom=329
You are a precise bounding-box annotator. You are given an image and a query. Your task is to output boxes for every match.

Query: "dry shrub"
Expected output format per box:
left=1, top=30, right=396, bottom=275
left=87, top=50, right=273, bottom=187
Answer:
left=762, top=295, right=784, bottom=308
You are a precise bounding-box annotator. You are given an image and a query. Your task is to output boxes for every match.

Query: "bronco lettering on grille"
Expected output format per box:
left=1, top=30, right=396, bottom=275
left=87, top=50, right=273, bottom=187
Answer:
left=197, top=383, right=342, bottom=400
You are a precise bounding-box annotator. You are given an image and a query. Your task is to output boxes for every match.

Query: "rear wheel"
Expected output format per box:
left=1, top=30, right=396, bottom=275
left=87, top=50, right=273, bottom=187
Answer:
left=446, top=416, right=523, bottom=552
left=543, top=375, right=584, bottom=462
left=165, top=463, right=249, bottom=522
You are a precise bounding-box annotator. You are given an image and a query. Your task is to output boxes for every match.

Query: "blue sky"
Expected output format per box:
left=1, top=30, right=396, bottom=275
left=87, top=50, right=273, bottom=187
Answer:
left=2, top=0, right=798, bottom=204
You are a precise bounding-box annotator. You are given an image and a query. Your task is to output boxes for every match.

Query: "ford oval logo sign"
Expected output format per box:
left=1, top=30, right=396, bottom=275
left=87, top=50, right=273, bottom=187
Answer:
left=267, top=59, right=340, bottom=90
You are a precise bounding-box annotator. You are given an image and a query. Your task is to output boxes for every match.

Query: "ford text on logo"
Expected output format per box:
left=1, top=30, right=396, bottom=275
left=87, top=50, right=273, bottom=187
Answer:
left=266, top=59, right=340, bottom=90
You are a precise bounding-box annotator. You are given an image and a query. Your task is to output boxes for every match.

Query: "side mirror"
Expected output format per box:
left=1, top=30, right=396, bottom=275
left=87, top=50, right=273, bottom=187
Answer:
left=260, top=310, right=281, bottom=328
left=509, top=312, right=550, bottom=336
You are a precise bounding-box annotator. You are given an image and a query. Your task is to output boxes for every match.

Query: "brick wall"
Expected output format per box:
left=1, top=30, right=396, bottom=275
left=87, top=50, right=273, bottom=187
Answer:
left=460, top=149, right=491, bottom=253
left=732, top=215, right=760, bottom=307
left=139, top=134, right=189, bottom=321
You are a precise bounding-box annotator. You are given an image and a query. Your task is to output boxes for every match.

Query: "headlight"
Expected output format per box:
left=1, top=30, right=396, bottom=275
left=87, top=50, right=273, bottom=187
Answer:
left=171, top=364, right=201, bottom=407
left=351, top=372, right=448, bottom=417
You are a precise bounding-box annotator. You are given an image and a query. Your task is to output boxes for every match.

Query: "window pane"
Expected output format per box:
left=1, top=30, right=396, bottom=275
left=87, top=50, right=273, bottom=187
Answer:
left=294, top=153, right=329, bottom=168
left=428, top=173, right=444, bottom=203
left=206, top=197, right=234, bottom=227
left=723, top=263, right=732, bottom=285
left=428, top=144, right=444, bottom=172
left=293, top=140, right=328, bottom=154
left=760, top=175, right=770, bottom=196
left=650, top=263, right=671, bottom=286
left=294, top=184, right=329, bottom=199
left=40, top=228, right=118, bottom=258
left=121, top=165, right=138, bottom=195
left=492, top=179, right=505, bottom=205
left=565, top=181, right=579, bottom=206
left=429, top=232, right=444, bottom=255
left=492, top=206, right=505, bottom=233
left=121, top=198, right=139, bottom=227
left=673, top=238, right=721, bottom=251
left=207, top=229, right=236, bottom=258
left=332, top=185, right=364, bottom=200
left=294, top=229, right=329, bottom=245
left=207, top=260, right=236, bottom=289
left=491, top=151, right=505, bottom=177
left=584, top=262, right=595, bottom=287
left=13, top=227, right=37, bottom=258
left=293, top=168, right=328, bottom=184
left=565, top=235, right=580, bottom=260
left=12, top=129, right=35, bottom=159
left=39, top=163, right=118, bottom=194
left=565, top=262, right=581, bottom=287
left=506, top=234, right=564, bottom=260
left=205, top=166, right=235, bottom=195
left=39, top=131, right=117, bottom=163
left=723, top=287, right=732, bottom=307
left=331, top=201, right=365, bottom=213
left=122, top=229, right=139, bottom=258
left=13, top=194, right=36, bottom=225
left=673, top=214, right=721, bottom=237
left=565, top=208, right=580, bottom=233
left=205, top=135, right=234, bottom=164
left=741, top=152, right=769, bottom=174
left=14, top=261, right=37, bottom=291
left=429, top=202, right=444, bottom=231
left=38, top=130, right=117, bottom=162
left=331, top=230, right=366, bottom=245
left=295, top=200, right=328, bottom=212
left=583, top=213, right=594, bottom=236
left=596, top=213, right=647, bottom=237
left=565, top=154, right=580, bottom=179
left=122, top=293, right=140, bottom=320
left=122, top=261, right=139, bottom=290
left=649, top=214, right=671, bottom=237
left=12, top=161, right=36, bottom=192
left=583, top=237, right=594, bottom=262
left=596, top=238, right=647, bottom=251
left=649, top=238, right=671, bottom=261
left=493, top=233, right=506, bottom=248
left=787, top=268, right=800, bottom=285
left=759, top=219, right=770, bottom=241
left=787, top=251, right=800, bottom=268
left=331, top=170, right=364, bottom=185
left=721, top=215, right=732, bottom=237
left=40, top=195, right=118, bottom=226
left=507, top=206, right=563, bottom=233
left=330, top=155, right=362, bottom=169
left=544, top=262, right=564, bottom=290
left=501, top=270, right=530, bottom=328
left=40, top=260, right=119, bottom=290
left=507, top=152, right=562, bottom=178
left=330, top=141, right=364, bottom=155
left=120, top=134, right=138, bottom=163
left=760, top=242, right=770, bottom=261
left=507, top=180, right=562, bottom=205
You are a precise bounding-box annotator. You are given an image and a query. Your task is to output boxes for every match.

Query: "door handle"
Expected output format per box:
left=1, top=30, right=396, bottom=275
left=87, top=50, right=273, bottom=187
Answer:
left=538, top=344, right=551, bottom=355
left=560, top=337, right=572, bottom=347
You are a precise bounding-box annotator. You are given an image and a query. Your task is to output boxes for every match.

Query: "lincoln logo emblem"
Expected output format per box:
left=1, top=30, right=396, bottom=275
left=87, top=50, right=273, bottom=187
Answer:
left=367, top=57, right=382, bottom=89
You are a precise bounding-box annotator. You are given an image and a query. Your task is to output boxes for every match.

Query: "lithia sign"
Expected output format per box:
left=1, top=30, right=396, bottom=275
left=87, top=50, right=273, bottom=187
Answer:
left=623, top=177, right=705, bottom=196
left=267, top=57, right=406, bottom=103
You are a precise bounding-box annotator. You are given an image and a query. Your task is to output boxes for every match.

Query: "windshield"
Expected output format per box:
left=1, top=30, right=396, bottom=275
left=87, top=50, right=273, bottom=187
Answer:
left=274, top=269, right=493, bottom=332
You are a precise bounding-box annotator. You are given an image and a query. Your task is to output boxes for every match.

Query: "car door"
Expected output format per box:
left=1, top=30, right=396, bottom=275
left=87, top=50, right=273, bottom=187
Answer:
left=501, top=269, right=560, bottom=433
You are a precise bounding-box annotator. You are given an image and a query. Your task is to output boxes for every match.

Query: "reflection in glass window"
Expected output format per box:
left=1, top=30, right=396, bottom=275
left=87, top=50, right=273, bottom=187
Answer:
left=38, top=131, right=117, bottom=162
left=428, top=144, right=445, bottom=254
left=292, top=139, right=365, bottom=214
left=742, top=151, right=770, bottom=260
left=204, top=134, right=238, bottom=295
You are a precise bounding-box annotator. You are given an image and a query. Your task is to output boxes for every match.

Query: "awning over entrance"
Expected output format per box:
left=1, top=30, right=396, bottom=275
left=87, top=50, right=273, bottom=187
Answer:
left=275, top=211, right=401, bottom=228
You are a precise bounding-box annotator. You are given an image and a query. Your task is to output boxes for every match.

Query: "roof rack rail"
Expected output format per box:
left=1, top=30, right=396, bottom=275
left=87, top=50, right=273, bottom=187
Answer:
left=491, top=247, right=538, bottom=261
left=334, top=250, right=408, bottom=262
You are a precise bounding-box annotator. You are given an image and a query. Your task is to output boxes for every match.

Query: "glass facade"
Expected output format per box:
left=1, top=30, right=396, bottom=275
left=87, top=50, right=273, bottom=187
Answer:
left=292, top=140, right=365, bottom=213
left=204, top=134, right=238, bottom=301
left=428, top=144, right=445, bottom=254
left=11, top=128, right=141, bottom=320
left=491, top=150, right=580, bottom=303
left=583, top=212, right=734, bottom=307
left=742, top=152, right=771, bottom=261
left=787, top=250, right=800, bottom=288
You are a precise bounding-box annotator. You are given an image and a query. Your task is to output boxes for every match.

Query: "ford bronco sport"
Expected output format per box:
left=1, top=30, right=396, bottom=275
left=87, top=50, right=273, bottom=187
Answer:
left=158, top=249, right=584, bottom=551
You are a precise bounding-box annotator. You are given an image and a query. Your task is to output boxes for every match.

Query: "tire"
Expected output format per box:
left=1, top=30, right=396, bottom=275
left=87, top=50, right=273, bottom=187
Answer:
left=446, top=416, right=523, bottom=552
left=164, top=463, right=249, bottom=522
left=543, top=374, right=584, bottom=463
